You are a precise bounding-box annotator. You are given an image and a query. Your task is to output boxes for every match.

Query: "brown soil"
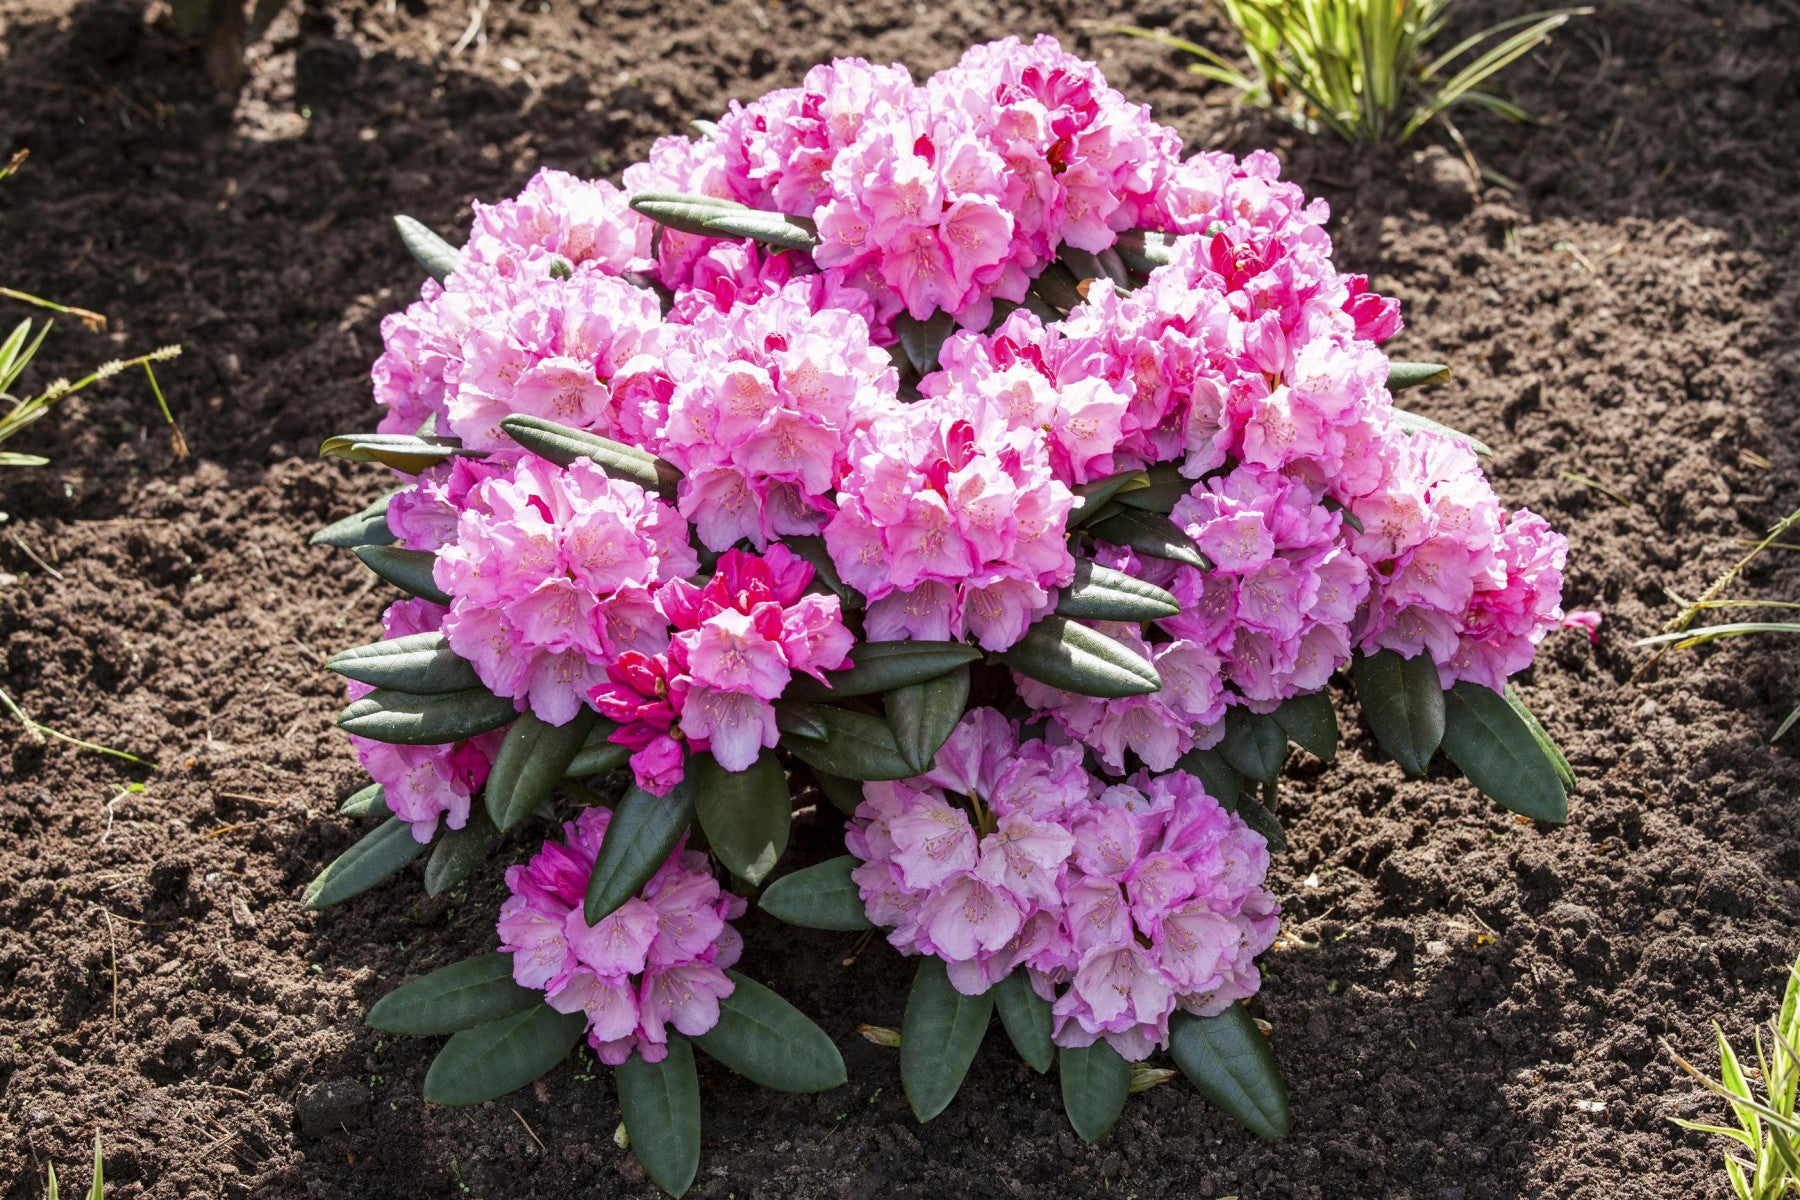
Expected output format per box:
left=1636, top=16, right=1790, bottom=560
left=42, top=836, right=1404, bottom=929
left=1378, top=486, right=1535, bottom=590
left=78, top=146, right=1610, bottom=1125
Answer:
left=3, top=0, right=1799, bottom=1196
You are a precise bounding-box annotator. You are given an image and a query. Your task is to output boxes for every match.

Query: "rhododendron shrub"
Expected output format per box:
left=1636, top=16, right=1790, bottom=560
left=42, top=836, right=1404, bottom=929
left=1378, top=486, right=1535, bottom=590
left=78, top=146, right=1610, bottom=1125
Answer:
left=304, top=35, right=1583, bottom=1196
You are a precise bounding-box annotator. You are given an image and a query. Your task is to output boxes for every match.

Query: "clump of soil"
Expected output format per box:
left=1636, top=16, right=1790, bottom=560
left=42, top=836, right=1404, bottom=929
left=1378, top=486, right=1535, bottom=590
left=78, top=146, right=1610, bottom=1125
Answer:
left=2, top=0, right=1798, bottom=1197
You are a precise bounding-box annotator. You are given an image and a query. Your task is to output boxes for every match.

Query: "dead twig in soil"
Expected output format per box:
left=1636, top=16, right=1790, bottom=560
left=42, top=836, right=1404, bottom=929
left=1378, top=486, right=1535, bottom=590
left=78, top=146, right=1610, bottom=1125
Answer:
left=512, top=1108, right=546, bottom=1153
left=7, top=530, right=65, bottom=579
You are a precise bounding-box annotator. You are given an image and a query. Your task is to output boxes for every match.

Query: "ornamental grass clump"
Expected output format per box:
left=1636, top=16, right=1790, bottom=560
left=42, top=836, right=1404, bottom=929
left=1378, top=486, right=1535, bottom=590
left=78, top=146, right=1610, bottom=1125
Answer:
left=307, top=36, right=1580, bottom=1194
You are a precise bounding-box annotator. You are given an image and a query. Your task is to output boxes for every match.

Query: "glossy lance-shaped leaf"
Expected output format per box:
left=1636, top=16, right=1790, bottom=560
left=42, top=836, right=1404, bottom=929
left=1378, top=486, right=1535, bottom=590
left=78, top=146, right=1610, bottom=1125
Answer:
left=887, top=665, right=970, bottom=775
left=782, top=707, right=920, bottom=782
left=1237, top=782, right=1287, bottom=853
left=1056, top=560, right=1181, bottom=622
left=1391, top=407, right=1493, bottom=456
left=782, top=535, right=863, bottom=608
left=326, top=631, right=480, bottom=695
left=1441, top=681, right=1568, bottom=823
left=498, top=414, right=680, bottom=500
left=486, top=708, right=598, bottom=831
left=424, top=808, right=497, bottom=897
left=1061, top=1040, right=1132, bottom=1143
left=809, top=769, right=865, bottom=817
left=615, top=1037, right=703, bottom=1198
left=337, top=686, right=516, bottom=746
left=993, top=969, right=1054, bottom=1074
left=310, top=490, right=399, bottom=548
left=585, top=778, right=697, bottom=923
left=1385, top=360, right=1453, bottom=390
left=1173, top=748, right=1240, bottom=811
left=1168, top=1006, right=1291, bottom=1140
left=353, top=544, right=452, bottom=606
left=423, top=1003, right=587, bottom=1107
left=630, top=193, right=820, bottom=252
left=1114, top=228, right=1177, bottom=275
left=692, top=750, right=791, bottom=886
left=998, top=616, right=1161, bottom=699
left=1113, top=462, right=1193, bottom=514
left=894, top=310, right=956, bottom=376
left=320, top=433, right=463, bottom=475
left=366, top=952, right=539, bottom=1036
left=784, top=639, right=981, bottom=701
left=1505, top=685, right=1576, bottom=792
left=339, top=781, right=390, bottom=818
left=1273, top=691, right=1338, bottom=762
left=393, top=214, right=461, bottom=282
left=694, top=971, right=847, bottom=1093
left=1086, top=509, right=1210, bottom=569
left=1067, top=469, right=1151, bottom=529
left=1351, top=649, right=1445, bottom=776
left=564, top=719, right=630, bottom=778
left=757, top=856, right=873, bottom=931
left=773, top=700, right=830, bottom=741
left=302, top=816, right=428, bottom=910
left=900, top=956, right=995, bottom=1122
left=1218, top=708, right=1287, bottom=783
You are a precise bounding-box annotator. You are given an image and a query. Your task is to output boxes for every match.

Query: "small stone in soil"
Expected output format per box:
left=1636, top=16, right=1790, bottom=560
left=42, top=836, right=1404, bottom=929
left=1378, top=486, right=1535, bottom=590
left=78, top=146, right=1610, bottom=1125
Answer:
left=295, top=1079, right=372, bottom=1137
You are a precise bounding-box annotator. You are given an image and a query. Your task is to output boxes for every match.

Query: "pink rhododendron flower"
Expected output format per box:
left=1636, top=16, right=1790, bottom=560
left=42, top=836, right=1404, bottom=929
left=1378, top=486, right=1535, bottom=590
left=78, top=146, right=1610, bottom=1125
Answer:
left=846, top=710, right=1280, bottom=1058
left=496, top=807, right=745, bottom=1064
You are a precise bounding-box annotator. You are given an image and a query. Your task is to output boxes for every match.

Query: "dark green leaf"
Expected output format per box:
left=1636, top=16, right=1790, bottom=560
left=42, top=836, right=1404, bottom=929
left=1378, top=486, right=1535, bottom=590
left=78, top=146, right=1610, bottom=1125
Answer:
left=1441, top=682, right=1568, bottom=823
left=1351, top=650, right=1445, bottom=776
left=498, top=415, right=680, bottom=500
left=1055, top=560, right=1181, bottom=621
left=352, top=544, right=452, bottom=606
left=1168, top=1006, right=1290, bottom=1140
left=782, top=707, right=920, bottom=782
left=1173, top=748, right=1240, bottom=811
left=1273, top=692, right=1337, bottom=762
left=1113, top=228, right=1176, bottom=275
left=615, top=1037, right=702, bottom=1198
left=630, top=195, right=819, bottom=252
left=302, top=817, right=427, bottom=910
left=809, top=770, right=865, bottom=816
left=422, top=1004, right=586, bottom=1107
left=485, top=708, right=598, bottom=831
left=993, top=970, right=1054, bottom=1074
left=1028, top=260, right=1085, bottom=314
left=1386, top=360, right=1453, bottom=390
left=339, top=782, right=390, bottom=818
left=782, top=535, right=863, bottom=608
left=773, top=700, right=830, bottom=741
left=366, top=952, right=538, bottom=1036
left=1391, top=407, right=1492, bottom=456
left=1505, top=685, right=1576, bottom=792
left=311, top=490, right=399, bottom=548
left=998, top=616, right=1161, bottom=699
left=393, top=214, right=461, bottom=283
left=424, top=808, right=497, bottom=897
left=1218, top=708, right=1286, bottom=783
left=695, top=971, right=847, bottom=1093
left=693, top=750, right=791, bottom=886
left=900, top=956, right=995, bottom=1122
left=337, top=686, right=516, bottom=746
left=585, top=779, right=696, bottom=923
left=894, top=310, right=956, bottom=375
left=1237, top=782, right=1287, bottom=852
left=887, top=666, right=970, bottom=775
left=785, top=639, right=982, bottom=701
left=327, top=631, right=480, bottom=695
left=1086, top=509, right=1211, bottom=569
left=757, top=856, right=873, bottom=931
left=1060, top=1040, right=1131, bottom=1143
left=564, top=719, right=630, bottom=778
left=1068, top=469, right=1152, bottom=530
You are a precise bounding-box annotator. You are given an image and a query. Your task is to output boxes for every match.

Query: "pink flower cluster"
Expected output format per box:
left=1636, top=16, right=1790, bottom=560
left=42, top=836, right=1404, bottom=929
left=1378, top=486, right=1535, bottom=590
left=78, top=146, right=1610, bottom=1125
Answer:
left=498, top=807, right=745, bottom=1064
left=345, top=598, right=504, bottom=843
left=590, top=546, right=852, bottom=792
left=433, top=454, right=698, bottom=726
left=847, top=710, right=1281, bottom=1059
left=825, top=390, right=1076, bottom=652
